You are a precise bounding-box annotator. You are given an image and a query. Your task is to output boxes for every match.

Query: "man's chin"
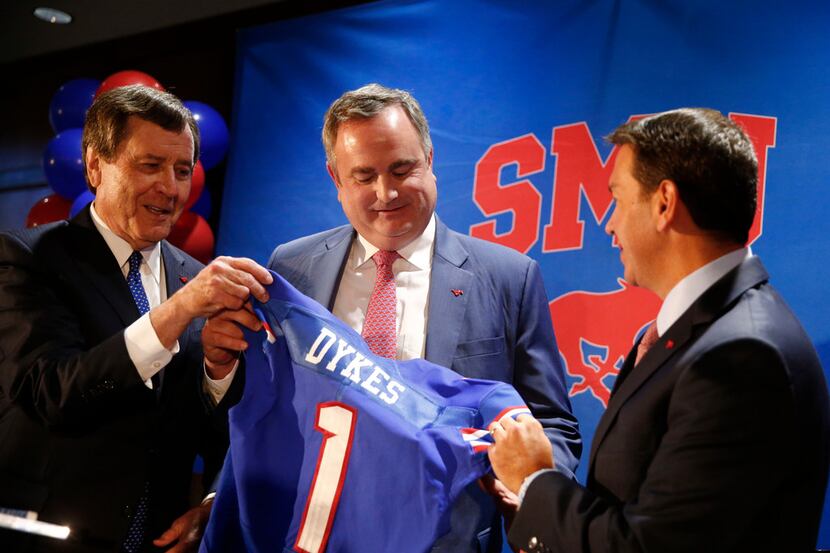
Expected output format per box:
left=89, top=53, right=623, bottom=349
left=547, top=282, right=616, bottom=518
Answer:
left=143, top=224, right=175, bottom=245
left=364, top=226, right=415, bottom=250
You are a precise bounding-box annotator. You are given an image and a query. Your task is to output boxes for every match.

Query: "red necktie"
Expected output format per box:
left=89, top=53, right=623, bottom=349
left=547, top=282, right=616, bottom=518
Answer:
left=362, top=250, right=399, bottom=359
left=635, top=323, right=659, bottom=365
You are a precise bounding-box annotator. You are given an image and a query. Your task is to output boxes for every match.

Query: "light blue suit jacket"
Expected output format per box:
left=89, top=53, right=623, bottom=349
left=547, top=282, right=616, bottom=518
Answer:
left=267, top=218, right=581, bottom=553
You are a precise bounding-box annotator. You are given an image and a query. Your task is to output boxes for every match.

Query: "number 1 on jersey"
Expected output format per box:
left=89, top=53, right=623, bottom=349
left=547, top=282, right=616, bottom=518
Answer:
left=294, top=402, right=358, bottom=553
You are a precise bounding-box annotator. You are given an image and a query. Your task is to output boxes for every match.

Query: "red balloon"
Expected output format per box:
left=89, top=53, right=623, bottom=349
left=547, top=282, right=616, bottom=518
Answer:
left=185, top=161, right=205, bottom=210
left=168, top=212, right=214, bottom=264
left=26, top=193, right=72, bottom=228
left=95, top=70, right=164, bottom=98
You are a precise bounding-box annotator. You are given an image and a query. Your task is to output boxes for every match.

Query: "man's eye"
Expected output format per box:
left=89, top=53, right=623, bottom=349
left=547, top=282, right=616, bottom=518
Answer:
left=355, top=175, right=374, bottom=184
left=177, top=169, right=192, bottom=179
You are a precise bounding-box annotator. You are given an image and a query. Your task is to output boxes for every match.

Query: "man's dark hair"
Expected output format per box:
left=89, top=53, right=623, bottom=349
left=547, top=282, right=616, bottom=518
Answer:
left=607, top=108, right=758, bottom=245
left=82, top=85, right=200, bottom=190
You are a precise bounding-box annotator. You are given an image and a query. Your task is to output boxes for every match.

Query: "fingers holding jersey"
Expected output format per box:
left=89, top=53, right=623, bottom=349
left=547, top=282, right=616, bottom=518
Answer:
left=175, top=256, right=272, bottom=320
left=223, top=256, right=273, bottom=303
left=488, top=415, right=554, bottom=494
left=203, top=307, right=262, bottom=373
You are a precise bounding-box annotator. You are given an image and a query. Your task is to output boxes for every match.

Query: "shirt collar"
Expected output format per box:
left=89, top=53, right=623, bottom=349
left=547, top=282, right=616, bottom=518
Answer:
left=90, top=202, right=162, bottom=284
left=353, top=214, right=436, bottom=271
left=656, top=247, right=751, bottom=335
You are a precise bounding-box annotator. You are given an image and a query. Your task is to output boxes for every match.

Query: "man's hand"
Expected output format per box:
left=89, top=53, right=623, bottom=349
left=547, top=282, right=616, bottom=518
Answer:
left=173, top=257, right=272, bottom=320
left=202, top=305, right=263, bottom=379
left=150, top=257, right=272, bottom=349
left=488, top=415, right=554, bottom=494
left=479, top=473, right=520, bottom=530
left=153, top=501, right=212, bottom=553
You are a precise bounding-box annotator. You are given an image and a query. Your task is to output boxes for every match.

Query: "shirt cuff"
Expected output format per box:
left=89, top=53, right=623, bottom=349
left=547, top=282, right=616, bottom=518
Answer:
left=203, top=360, right=238, bottom=404
left=124, top=312, right=179, bottom=389
left=518, top=468, right=557, bottom=506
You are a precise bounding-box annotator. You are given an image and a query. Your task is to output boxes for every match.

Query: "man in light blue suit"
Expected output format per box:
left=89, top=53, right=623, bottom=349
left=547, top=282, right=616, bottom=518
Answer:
left=209, top=84, right=580, bottom=552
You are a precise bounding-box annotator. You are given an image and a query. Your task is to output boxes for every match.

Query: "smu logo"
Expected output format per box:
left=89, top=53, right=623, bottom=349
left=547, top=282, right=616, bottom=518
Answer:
left=470, top=113, right=776, bottom=407
left=549, top=280, right=660, bottom=406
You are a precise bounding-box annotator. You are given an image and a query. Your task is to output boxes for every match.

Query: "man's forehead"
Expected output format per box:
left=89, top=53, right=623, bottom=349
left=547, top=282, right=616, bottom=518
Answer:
left=122, top=117, right=193, bottom=152
left=125, top=116, right=190, bottom=138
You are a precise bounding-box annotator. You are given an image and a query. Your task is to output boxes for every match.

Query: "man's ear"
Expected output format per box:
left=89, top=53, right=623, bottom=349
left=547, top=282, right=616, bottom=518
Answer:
left=85, top=147, right=102, bottom=190
left=326, top=163, right=342, bottom=201
left=654, top=179, right=678, bottom=232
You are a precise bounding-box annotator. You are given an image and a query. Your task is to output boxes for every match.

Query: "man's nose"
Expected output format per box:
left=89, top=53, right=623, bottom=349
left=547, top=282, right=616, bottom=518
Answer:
left=375, top=176, right=399, bottom=204
left=604, top=206, right=616, bottom=236
left=158, top=166, right=178, bottom=196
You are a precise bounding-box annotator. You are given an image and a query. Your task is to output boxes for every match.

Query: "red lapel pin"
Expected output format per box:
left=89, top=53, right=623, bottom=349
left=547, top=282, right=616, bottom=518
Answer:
left=451, top=289, right=464, bottom=297
left=665, top=339, right=675, bottom=349
left=179, top=276, right=188, bottom=284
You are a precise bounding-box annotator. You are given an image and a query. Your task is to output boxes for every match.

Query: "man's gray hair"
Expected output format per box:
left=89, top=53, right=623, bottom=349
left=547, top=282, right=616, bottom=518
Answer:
left=322, top=83, right=432, bottom=168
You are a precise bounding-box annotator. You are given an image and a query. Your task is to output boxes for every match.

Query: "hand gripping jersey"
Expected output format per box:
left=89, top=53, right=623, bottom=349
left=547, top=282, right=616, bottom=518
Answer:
left=200, top=271, right=532, bottom=553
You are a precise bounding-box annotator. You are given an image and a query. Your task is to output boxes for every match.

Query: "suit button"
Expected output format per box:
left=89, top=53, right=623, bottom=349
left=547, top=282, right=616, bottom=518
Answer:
left=528, top=536, right=538, bottom=549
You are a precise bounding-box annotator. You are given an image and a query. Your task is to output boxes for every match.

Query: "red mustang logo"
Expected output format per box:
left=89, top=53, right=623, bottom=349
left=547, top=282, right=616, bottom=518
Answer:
left=550, top=279, right=661, bottom=407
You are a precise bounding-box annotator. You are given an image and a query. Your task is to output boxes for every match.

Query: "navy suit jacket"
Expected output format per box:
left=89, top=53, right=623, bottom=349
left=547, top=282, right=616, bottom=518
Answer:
left=0, top=207, right=235, bottom=552
left=268, top=218, right=581, bottom=552
left=509, top=256, right=830, bottom=553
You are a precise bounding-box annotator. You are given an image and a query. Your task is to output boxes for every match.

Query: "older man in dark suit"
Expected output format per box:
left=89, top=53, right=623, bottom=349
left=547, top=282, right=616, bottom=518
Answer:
left=0, top=86, right=271, bottom=553
left=488, top=108, right=830, bottom=553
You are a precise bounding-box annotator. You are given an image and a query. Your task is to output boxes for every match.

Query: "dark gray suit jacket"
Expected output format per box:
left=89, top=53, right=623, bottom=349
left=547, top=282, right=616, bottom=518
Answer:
left=509, top=256, right=830, bottom=553
left=0, top=207, right=235, bottom=552
left=268, top=218, right=581, bottom=552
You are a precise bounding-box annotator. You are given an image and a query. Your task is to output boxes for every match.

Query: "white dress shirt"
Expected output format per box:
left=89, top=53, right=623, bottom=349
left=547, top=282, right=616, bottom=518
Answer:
left=656, top=247, right=751, bottom=336
left=90, top=203, right=231, bottom=402
left=332, top=214, right=436, bottom=360
left=516, top=246, right=752, bottom=504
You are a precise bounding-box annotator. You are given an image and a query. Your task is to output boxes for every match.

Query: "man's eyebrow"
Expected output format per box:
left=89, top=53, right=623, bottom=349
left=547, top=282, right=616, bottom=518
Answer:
left=349, top=166, right=376, bottom=175
left=134, top=153, right=165, bottom=162
left=389, top=159, right=419, bottom=171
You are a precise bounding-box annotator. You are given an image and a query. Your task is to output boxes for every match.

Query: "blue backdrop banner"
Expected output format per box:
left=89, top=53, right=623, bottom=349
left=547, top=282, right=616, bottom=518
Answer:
left=218, top=0, right=830, bottom=547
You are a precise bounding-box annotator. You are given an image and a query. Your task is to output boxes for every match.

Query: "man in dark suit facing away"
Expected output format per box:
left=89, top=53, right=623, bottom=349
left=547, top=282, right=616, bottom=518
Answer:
left=0, top=85, right=271, bottom=552
left=489, top=108, right=830, bottom=553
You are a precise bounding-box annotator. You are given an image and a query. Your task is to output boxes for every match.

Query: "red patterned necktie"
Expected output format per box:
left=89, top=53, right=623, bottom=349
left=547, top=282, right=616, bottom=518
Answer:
left=362, top=250, right=399, bottom=359
left=635, top=323, right=659, bottom=365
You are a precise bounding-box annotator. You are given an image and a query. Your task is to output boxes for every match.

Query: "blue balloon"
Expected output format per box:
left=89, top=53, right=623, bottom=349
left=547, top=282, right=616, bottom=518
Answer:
left=49, top=78, right=100, bottom=133
left=184, top=101, right=229, bottom=170
left=190, top=186, right=213, bottom=219
left=43, top=129, right=87, bottom=200
left=70, top=190, right=95, bottom=218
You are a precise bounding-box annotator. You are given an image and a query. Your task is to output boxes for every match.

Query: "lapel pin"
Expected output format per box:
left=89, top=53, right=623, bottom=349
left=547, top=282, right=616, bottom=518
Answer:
left=665, top=339, right=675, bottom=349
left=179, top=276, right=188, bottom=284
left=451, top=289, right=464, bottom=297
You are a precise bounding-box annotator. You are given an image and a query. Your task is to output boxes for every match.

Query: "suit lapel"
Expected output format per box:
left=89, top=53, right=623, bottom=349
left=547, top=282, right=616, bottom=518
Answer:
left=424, top=220, right=472, bottom=369
left=66, top=207, right=139, bottom=327
left=312, top=227, right=354, bottom=310
left=161, top=241, right=188, bottom=298
left=157, top=242, right=195, bottom=397
left=588, top=257, right=771, bottom=472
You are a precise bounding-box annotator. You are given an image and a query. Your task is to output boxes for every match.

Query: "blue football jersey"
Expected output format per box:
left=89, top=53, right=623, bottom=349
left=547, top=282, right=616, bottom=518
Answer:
left=200, top=271, right=532, bottom=553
